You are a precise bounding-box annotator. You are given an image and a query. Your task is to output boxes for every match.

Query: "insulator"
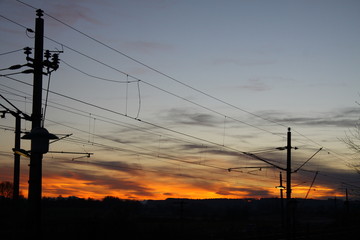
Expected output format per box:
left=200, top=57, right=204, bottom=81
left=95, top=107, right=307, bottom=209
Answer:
left=44, top=50, right=51, bottom=59
left=23, top=47, right=32, bottom=56
left=51, top=54, right=59, bottom=70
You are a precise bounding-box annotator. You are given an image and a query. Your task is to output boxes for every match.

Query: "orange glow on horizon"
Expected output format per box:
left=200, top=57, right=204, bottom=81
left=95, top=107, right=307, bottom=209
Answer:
left=23, top=174, right=342, bottom=201
left=38, top=176, right=253, bottom=200
left=269, top=184, right=344, bottom=200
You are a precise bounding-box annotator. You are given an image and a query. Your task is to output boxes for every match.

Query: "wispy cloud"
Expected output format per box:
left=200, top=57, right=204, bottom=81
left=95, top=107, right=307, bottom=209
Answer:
left=47, top=1, right=103, bottom=26
left=236, top=78, right=271, bottom=92
left=257, top=107, right=360, bottom=128
left=83, top=160, right=143, bottom=176
left=212, top=58, right=276, bottom=67
left=121, top=41, right=174, bottom=54
left=42, top=166, right=156, bottom=199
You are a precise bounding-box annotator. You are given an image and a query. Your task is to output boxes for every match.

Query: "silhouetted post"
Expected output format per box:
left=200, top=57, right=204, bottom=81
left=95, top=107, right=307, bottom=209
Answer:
left=279, top=172, right=284, bottom=227
left=286, top=128, right=291, bottom=201
left=13, top=113, right=21, bottom=201
left=28, top=9, right=44, bottom=236
left=345, top=188, right=349, bottom=216
left=286, top=127, right=293, bottom=239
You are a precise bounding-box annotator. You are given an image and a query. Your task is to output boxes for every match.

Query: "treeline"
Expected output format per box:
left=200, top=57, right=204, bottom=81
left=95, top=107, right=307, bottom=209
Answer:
left=1, top=196, right=359, bottom=240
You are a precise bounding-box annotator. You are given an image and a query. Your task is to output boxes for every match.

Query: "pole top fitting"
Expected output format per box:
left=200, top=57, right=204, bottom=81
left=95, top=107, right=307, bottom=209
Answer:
left=36, top=9, right=44, bottom=18
left=288, top=127, right=291, bottom=132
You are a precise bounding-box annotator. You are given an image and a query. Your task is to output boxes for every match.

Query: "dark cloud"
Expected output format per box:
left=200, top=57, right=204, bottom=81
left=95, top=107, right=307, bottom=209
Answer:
left=86, top=177, right=155, bottom=197
left=257, top=107, right=360, bottom=128
left=52, top=167, right=156, bottom=198
left=89, top=160, right=143, bottom=176
left=296, top=164, right=359, bottom=188
left=280, top=118, right=356, bottom=128
left=201, top=149, right=244, bottom=158
left=97, top=135, right=136, bottom=145
left=216, top=186, right=272, bottom=198
left=181, top=144, right=209, bottom=150
left=162, top=108, right=222, bottom=127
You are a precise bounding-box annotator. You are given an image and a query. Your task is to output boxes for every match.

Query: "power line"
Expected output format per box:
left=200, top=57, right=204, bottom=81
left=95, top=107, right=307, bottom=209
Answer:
left=47, top=36, right=285, bottom=137
left=0, top=82, right=219, bottom=155
left=1, top=12, right=328, bottom=151
left=0, top=75, right=263, bottom=160
left=0, top=48, right=24, bottom=56
left=2, top=74, right=355, bottom=179
left=2, top=73, right=355, bottom=191
left=2, top=9, right=288, bottom=136
left=44, top=30, right=285, bottom=137
left=24, top=2, right=287, bottom=129
left=46, top=118, right=232, bottom=172
left=60, top=59, right=137, bottom=84
left=1, top=8, right=354, bottom=195
left=294, top=147, right=323, bottom=173
left=0, top=13, right=33, bottom=31
left=49, top=135, right=282, bottom=188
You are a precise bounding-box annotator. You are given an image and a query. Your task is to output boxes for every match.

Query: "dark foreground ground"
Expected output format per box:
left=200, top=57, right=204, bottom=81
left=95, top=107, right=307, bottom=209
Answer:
left=1, top=197, right=359, bottom=240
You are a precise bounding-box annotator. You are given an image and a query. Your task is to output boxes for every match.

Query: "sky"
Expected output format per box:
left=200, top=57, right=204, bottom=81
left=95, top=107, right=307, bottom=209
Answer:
left=0, top=0, right=360, bottom=200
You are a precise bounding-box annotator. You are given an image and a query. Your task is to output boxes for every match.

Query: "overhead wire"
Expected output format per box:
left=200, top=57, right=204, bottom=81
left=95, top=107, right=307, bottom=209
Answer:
left=2, top=65, right=355, bottom=189
left=2, top=7, right=356, bottom=194
left=42, top=72, right=52, bottom=127
left=4, top=4, right=335, bottom=155
left=45, top=118, right=233, bottom=173
left=50, top=135, right=280, bottom=187
left=2, top=74, right=282, bottom=175
left=2, top=9, right=287, bottom=138
left=0, top=83, right=221, bottom=157
left=52, top=36, right=284, bottom=137
left=18, top=1, right=288, bottom=130
left=0, top=13, right=33, bottom=32
left=1, top=11, right=326, bottom=150
left=60, top=59, right=137, bottom=84
left=0, top=48, right=24, bottom=56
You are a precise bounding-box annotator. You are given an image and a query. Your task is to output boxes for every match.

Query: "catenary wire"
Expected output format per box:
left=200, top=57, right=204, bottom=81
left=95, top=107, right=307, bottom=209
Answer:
left=1, top=74, right=355, bottom=175
left=1, top=12, right=328, bottom=151
left=0, top=48, right=24, bottom=56
left=1, top=9, right=355, bottom=193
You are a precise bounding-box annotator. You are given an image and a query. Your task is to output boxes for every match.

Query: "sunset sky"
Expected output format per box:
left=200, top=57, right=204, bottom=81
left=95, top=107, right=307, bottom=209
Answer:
left=1, top=0, right=360, bottom=200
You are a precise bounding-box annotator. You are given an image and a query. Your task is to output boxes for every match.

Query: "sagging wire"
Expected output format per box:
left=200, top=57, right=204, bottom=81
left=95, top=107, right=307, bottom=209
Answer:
left=42, top=72, right=52, bottom=127
left=136, top=80, right=141, bottom=119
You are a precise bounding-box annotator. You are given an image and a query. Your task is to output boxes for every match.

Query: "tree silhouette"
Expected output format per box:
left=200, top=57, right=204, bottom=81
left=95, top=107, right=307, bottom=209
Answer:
left=342, top=123, right=360, bottom=173
left=340, top=98, right=360, bottom=174
left=0, top=181, right=13, bottom=198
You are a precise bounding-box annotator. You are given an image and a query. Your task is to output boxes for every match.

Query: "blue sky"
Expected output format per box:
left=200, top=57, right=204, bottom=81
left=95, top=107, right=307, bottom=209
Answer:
left=0, top=0, right=359, bottom=199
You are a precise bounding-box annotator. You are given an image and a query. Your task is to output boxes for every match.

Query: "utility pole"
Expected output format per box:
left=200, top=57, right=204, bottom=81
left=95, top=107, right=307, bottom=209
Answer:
left=28, top=9, right=44, bottom=236
left=13, top=113, right=21, bottom=200
left=345, top=188, right=349, bottom=216
left=277, top=172, right=285, bottom=228
left=286, top=127, right=294, bottom=240
left=24, top=10, right=59, bottom=237
left=0, top=95, right=31, bottom=200
left=286, top=128, right=291, bottom=200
